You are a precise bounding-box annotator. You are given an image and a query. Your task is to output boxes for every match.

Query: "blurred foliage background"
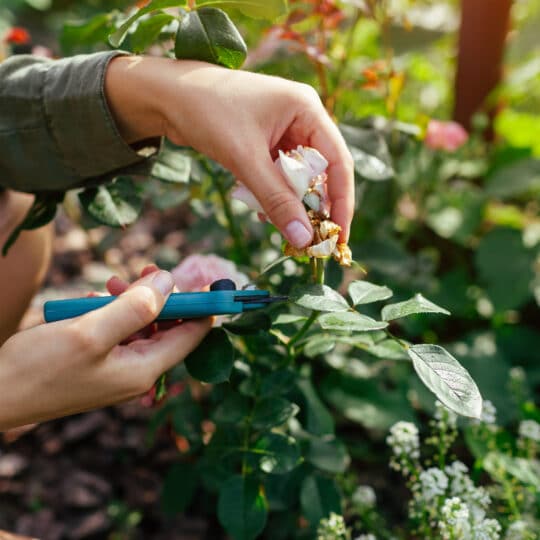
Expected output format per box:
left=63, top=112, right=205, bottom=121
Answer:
left=0, top=0, right=539, bottom=539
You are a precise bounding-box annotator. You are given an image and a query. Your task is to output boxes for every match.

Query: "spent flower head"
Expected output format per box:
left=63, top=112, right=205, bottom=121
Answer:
left=232, top=145, right=352, bottom=266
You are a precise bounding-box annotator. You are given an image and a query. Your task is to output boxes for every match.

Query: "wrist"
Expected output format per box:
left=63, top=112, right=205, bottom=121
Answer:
left=104, top=55, right=167, bottom=144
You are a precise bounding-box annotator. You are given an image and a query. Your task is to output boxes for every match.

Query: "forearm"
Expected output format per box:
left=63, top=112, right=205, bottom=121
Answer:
left=0, top=191, right=53, bottom=345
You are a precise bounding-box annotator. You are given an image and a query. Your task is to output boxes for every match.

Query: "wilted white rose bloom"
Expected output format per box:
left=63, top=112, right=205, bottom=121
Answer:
left=518, top=420, right=540, bottom=443
left=232, top=145, right=329, bottom=214
left=352, top=485, right=377, bottom=510
left=439, top=497, right=471, bottom=539
left=418, top=468, right=449, bottom=502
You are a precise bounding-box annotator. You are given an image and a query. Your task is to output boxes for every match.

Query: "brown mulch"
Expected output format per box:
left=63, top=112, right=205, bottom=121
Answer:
left=0, top=206, right=214, bottom=540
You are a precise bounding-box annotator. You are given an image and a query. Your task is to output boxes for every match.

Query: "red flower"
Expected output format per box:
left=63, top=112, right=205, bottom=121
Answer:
left=4, top=27, right=31, bottom=45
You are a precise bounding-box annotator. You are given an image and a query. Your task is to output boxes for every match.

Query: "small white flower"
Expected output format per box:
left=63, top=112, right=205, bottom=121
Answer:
left=387, top=421, right=420, bottom=459
left=445, top=460, right=491, bottom=516
left=419, top=468, right=449, bottom=502
left=504, top=520, right=534, bottom=540
left=439, top=497, right=471, bottom=539
left=518, top=420, right=540, bottom=443
left=435, top=400, right=458, bottom=429
left=352, top=485, right=377, bottom=510
left=317, top=513, right=348, bottom=540
left=475, top=518, right=502, bottom=540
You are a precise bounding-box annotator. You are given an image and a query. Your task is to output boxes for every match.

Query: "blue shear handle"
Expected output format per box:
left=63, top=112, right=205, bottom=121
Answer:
left=44, top=290, right=270, bottom=323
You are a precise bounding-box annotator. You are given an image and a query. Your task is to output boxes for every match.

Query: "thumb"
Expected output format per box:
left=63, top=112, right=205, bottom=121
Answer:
left=237, top=151, right=313, bottom=249
left=84, top=270, right=174, bottom=351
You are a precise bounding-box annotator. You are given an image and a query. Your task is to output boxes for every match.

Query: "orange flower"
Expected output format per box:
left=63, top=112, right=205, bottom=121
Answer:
left=4, top=27, right=31, bottom=45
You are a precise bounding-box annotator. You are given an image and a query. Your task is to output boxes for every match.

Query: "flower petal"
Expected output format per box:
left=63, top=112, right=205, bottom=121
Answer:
left=307, top=236, right=338, bottom=258
left=231, top=183, right=264, bottom=213
left=277, top=150, right=312, bottom=198
left=298, top=146, right=328, bottom=177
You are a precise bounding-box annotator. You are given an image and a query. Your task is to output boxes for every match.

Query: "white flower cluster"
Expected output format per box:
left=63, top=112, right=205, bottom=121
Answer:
left=518, top=420, right=540, bottom=443
left=445, top=461, right=491, bottom=519
left=317, top=513, right=349, bottom=540
left=434, top=400, right=458, bottom=430
left=504, top=520, right=536, bottom=540
left=472, top=400, right=497, bottom=425
left=352, top=485, right=377, bottom=511
left=439, top=497, right=471, bottom=538
left=418, top=468, right=449, bottom=502
left=386, top=421, right=420, bottom=472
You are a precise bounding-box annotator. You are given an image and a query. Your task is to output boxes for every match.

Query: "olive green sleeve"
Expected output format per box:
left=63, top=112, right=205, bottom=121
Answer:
left=0, top=51, right=160, bottom=193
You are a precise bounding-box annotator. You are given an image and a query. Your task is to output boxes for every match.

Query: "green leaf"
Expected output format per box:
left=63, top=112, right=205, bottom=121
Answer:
left=61, top=14, right=112, bottom=54
left=306, top=436, right=350, bottom=474
left=260, top=369, right=296, bottom=398
left=319, top=311, right=388, bottom=332
left=109, top=0, right=185, bottom=48
left=483, top=452, right=540, bottom=486
left=197, top=0, right=288, bottom=20
left=408, top=344, right=483, bottom=419
left=299, top=475, right=341, bottom=527
left=273, top=314, right=307, bottom=326
left=175, top=7, right=247, bottom=69
left=213, top=392, right=251, bottom=424
left=348, top=280, right=393, bottom=306
left=224, top=312, right=272, bottom=335
left=291, top=284, right=349, bottom=312
left=475, top=228, right=535, bottom=311
left=79, top=177, right=142, bottom=228
left=339, top=124, right=394, bottom=181
left=218, top=476, right=268, bottom=540
left=130, top=12, right=176, bottom=52
left=303, top=334, right=336, bottom=358
left=368, top=339, right=408, bottom=360
left=161, top=463, right=198, bottom=515
left=185, top=328, right=234, bottom=383
left=296, top=378, right=334, bottom=435
left=486, top=158, right=540, bottom=199
left=254, top=433, right=301, bottom=474
left=151, top=148, right=192, bottom=183
left=252, top=398, right=298, bottom=430
left=2, top=192, right=62, bottom=256
left=382, top=293, right=450, bottom=321
left=321, top=372, right=415, bottom=430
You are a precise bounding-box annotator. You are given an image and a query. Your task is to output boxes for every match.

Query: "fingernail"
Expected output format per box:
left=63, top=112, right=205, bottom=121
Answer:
left=285, top=220, right=312, bottom=248
left=152, top=271, right=174, bottom=296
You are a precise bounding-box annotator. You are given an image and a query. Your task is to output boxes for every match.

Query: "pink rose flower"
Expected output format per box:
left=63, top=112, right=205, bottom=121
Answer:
left=171, top=254, right=249, bottom=292
left=425, top=120, right=469, bottom=152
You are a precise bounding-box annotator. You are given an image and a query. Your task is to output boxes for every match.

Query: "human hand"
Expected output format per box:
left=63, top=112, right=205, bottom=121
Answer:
left=0, top=269, right=211, bottom=430
left=105, top=57, right=354, bottom=248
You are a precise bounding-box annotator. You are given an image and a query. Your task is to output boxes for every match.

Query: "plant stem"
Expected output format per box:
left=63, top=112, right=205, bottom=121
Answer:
left=287, top=258, right=326, bottom=356
left=214, top=172, right=249, bottom=264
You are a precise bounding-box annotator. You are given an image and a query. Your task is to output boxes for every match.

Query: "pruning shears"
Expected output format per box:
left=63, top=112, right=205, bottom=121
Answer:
left=44, top=279, right=288, bottom=323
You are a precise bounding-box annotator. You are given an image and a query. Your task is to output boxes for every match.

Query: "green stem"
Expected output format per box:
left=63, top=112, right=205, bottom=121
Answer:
left=214, top=173, right=249, bottom=264
left=287, top=258, right=326, bottom=356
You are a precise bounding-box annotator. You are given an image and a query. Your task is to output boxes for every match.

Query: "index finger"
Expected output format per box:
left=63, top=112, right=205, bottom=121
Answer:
left=307, top=111, right=355, bottom=243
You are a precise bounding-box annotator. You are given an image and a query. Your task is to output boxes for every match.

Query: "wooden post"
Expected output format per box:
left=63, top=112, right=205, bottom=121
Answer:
left=454, top=0, right=513, bottom=130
